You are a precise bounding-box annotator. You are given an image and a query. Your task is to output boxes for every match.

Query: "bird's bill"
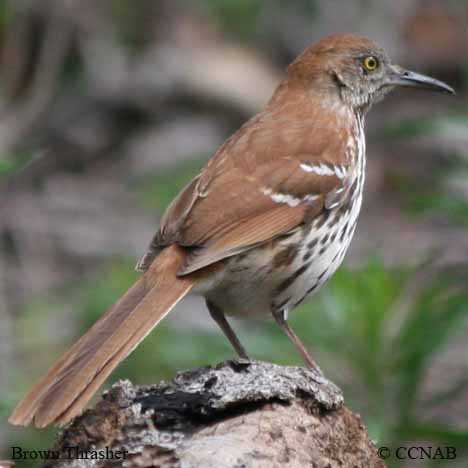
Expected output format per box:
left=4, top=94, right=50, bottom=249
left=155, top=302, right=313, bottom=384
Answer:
left=388, top=65, right=455, bottom=94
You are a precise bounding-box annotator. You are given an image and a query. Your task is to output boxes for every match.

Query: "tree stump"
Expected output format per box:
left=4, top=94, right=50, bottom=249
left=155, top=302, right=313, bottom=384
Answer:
left=43, top=360, right=385, bottom=468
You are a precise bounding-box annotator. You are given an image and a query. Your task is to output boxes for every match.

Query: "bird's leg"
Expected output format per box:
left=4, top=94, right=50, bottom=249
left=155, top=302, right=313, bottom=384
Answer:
left=272, top=308, right=322, bottom=374
left=206, top=300, right=250, bottom=360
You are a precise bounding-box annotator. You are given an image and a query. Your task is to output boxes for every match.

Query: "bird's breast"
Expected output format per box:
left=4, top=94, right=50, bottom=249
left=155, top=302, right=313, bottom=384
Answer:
left=198, top=115, right=366, bottom=319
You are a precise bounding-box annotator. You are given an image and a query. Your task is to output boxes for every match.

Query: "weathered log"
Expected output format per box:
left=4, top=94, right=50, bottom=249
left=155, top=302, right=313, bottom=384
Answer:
left=43, top=360, right=385, bottom=468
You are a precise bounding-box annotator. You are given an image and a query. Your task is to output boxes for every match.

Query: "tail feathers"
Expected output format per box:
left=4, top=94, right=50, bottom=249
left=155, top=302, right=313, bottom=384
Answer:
left=9, top=245, right=195, bottom=428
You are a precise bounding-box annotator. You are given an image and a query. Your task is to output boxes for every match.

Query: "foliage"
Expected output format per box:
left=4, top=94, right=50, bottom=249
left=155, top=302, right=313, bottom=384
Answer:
left=393, top=158, right=468, bottom=226
left=198, top=0, right=268, bottom=40
left=384, top=114, right=468, bottom=142
left=197, top=0, right=318, bottom=41
left=0, top=151, right=34, bottom=181
left=136, top=159, right=204, bottom=211
left=384, top=113, right=468, bottom=227
left=401, top=181, right=468, bottom=226
left=0, top=1, right=12, bottom=31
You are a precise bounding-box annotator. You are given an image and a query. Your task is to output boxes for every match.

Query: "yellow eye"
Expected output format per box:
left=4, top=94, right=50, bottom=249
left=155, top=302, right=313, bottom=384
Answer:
left=363, top=56, right=379, bottom=71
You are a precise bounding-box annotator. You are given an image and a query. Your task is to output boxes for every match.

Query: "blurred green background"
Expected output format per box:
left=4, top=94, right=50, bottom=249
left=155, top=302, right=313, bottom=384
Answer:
left=1, top=0, right=468, bottom=467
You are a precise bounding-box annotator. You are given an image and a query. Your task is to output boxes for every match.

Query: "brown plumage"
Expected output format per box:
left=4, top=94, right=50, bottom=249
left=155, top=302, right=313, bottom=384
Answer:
left=10, top=245, right=196, bottom=427
left=9, top=34, right=454, bottom=428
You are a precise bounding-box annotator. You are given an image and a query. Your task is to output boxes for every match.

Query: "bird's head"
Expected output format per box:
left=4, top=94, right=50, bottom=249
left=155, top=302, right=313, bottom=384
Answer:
left=286, top=34, right=454, bottom=113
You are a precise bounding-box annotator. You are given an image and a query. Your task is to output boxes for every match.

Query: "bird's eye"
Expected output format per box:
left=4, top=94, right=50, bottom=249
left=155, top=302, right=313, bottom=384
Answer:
left=363, top=56, right=379, bottom=71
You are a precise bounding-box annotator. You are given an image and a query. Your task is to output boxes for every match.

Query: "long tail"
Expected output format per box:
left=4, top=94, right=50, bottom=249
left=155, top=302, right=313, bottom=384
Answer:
left=9, top=245, right=195, bottom=428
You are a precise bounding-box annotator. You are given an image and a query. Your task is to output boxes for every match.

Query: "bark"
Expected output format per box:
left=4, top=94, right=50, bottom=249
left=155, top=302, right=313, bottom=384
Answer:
left=43, top=360, right=385, bottom=468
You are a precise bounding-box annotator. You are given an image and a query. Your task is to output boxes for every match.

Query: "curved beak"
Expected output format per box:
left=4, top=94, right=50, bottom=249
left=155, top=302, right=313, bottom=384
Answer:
left=388, top=65, right=455, bottom=95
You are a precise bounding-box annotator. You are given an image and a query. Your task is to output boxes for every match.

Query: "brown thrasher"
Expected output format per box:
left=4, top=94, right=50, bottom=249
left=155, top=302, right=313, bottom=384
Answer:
left=9, top=34, right=453, bottom=428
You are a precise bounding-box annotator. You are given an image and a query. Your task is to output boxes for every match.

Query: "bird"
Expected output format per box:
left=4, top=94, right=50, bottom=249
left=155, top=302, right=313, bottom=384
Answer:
left=9, top=34, right=454, bottom=428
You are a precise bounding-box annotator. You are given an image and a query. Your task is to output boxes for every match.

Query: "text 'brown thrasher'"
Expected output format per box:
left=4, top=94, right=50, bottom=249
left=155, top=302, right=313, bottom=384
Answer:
left=9, top=34, right=454, bottom=428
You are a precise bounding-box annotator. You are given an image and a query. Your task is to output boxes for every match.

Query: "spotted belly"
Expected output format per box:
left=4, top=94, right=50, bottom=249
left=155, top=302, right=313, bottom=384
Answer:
left=202, top=191, right=362, bottom=319
left=270, top=198, right=360, bottom=313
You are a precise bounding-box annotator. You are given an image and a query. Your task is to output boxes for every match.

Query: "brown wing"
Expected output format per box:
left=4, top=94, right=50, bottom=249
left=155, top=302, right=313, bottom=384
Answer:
left=137, top=111, right=351, bottom=275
